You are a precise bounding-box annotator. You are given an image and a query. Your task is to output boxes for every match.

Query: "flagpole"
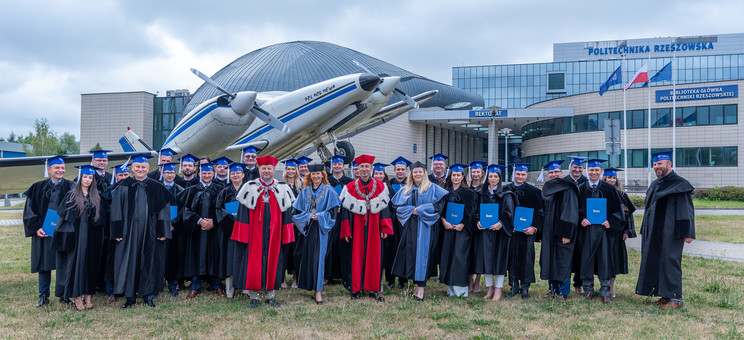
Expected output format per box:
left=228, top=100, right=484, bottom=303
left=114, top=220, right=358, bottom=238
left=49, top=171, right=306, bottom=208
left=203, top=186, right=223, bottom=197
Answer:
left=623, top=55, right=628, bottom=187
left=647, top=53, right=652, bottom=188
left=672, top=49, right=677, bottom=170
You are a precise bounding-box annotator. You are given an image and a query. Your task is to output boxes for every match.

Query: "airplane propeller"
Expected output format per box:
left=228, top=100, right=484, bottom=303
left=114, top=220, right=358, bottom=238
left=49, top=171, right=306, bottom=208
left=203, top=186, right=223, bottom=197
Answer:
left=352, top=60, right=419, bottom=109
left=191, top=68, right=290, bottom=133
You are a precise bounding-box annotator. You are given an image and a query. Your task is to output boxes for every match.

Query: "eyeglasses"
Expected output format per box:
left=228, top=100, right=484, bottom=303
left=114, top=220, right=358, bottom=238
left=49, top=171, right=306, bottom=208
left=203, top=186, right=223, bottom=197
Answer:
left=244, top=155, right=257, bottom=159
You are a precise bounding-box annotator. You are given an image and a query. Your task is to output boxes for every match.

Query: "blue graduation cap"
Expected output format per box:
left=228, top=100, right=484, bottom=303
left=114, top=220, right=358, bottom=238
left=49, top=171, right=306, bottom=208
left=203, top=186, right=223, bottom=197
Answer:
left=157, top=148, right=177, bottom=157
left=331, top=155, right=347, bottom=164
left=429, top=153, right=449, bottom=162
left=161, top=162, right=178, bottom=173
left=652, top=150, right=673, bottom=163
left=351, top=161, right=358, bottom=168
left=487, top=164, right=505, bottom=175
left=109, top=163, right=130, bottom=174
left=229, top=162, right=247, bottom=173
left=297, top=156, right=312, bottom=165
left=469, top=160, right=487, bottom=170
left=586, top=158, right=607, bottom=168
left=213, top=156, right=232, bottom=166
left=544, top=160, right=565, bottom=171
left=509, top=163, right=532, bottom=172
left=200, top=162, right=215, bottom=172
left=179, top=153, right=199, bottom=164
left=373, top=163, right=389, bottom=172
left=241, top=145, right=262, bottom=154
left=130, top=153, right=153, bottom=164
left=567, top=156, right=588, bottom=166
left=74, top=164, right=103, bottom=181
left=448, top=163, right=467, bottom=173
left=391, top=156, right=412, bottom=167
left=283, top=158, right=299, bottom=168
left=602, top=167, right=622, bottom=177
left=90, top=149, right=112, bottom=159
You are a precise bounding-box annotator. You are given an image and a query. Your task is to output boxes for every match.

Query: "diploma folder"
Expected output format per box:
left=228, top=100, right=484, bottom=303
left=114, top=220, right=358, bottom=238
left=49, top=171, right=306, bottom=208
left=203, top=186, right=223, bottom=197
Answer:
left=224, top=201, right=239, bottom=218
left=445, top=202, right=465, bottom=225
left=392, top=184, right=402, bottom=193
left=170, top=206, right=178, bottom=221
left=333, top=185, right=342, bottom=195
left=513, top=206, right=534, bottom=232
left=479, top=203, right=499, bottom=229
left=586, top=198, right=607, bottom=225
left=41, top=209, right=59, bottom=237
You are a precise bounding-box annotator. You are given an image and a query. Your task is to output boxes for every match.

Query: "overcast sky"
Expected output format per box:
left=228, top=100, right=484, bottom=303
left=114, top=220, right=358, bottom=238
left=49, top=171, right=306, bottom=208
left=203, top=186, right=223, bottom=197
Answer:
left=1, top=0, right=741, bottom=140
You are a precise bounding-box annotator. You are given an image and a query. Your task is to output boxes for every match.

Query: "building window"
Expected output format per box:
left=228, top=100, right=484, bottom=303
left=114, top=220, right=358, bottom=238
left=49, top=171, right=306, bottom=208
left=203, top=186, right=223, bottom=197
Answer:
left=547, top=72, right=566, bottom=93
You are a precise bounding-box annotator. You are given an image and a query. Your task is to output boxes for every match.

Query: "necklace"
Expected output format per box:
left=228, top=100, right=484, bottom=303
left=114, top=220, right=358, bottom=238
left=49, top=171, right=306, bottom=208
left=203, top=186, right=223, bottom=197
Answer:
left=309, top=185, right=327, bottom=214
left=354, top=179, right=377, bottom=211
left=258, top=179, right=276, bottom=203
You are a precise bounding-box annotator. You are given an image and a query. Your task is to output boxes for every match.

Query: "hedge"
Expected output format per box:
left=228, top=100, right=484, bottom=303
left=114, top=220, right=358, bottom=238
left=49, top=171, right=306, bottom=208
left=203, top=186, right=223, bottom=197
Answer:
left=704, top=186, right=744, bottom=201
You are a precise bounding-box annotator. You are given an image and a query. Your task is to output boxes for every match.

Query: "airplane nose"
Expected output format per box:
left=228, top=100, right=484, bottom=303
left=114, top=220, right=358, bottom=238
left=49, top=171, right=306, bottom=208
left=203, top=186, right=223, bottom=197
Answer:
left=359, top=73, right=381, bottom=92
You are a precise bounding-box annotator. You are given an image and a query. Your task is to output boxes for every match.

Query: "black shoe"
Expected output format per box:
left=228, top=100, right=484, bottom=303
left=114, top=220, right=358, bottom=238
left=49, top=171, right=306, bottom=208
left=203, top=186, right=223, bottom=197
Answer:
left=350, top=292, right=362, bottom=300
left=506, top=291, right=517, bottom=298
left=265, top=298, right=281, bottom=307
left=398, top=283, right=406, bottom=289
left=386, top=283, right=394, bottom=290
left=59, top=298, right=72, bottom=305
left=144, top=300, right=156, bottom=307
left=36, top=296, right=49, bottom=307
left=249, top=299, right=260, bottom=309
left=521, top=292, right=530, bottom=299
left=121, top=300, right=136, bottom=309
left=369, top=292, right=385, bottom=302
left=168, top=287, right=179, bottom=297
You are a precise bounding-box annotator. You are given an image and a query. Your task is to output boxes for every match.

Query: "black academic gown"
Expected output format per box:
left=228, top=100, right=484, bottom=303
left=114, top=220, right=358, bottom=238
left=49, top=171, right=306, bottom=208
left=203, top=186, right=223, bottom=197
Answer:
left=577, top=180, right=625, bottom=281
left=177, top=175, right=199, bottom=189
left=473, top=186, right=516, bottom=276
left=215, top=184, right=241, bottom=279
left=439, top=186, right=477, bottom=287
left=53, top=193, right=107, bottom=299
left=214, top=177, right=230, bottom=188
left=540, top=177, right=580, bottom=282
left=110, top=177, right=172, bottom=298
left=635, top=171, right=695, bottom=300
left=162, top=182, right=185, bottom=283
left=326, top=174, right=353, bottom=283
left=385, top=177, right=408, bottom=285
left=504, top=182, right=544, bottom=286
left=94, top=171, right=112, bottom=194
left=242, top=167, right=260, bottom=182
left=100, top=182, right=121, bottom=286
left=180, top=181, right=223, bottom=279
left=23, top=178, right=75, bottom=273
left=566, top=174, right=587, bottom=284
left=286, top=183, right=301, bottom=275
left=613, top=191, right=637, bottom=275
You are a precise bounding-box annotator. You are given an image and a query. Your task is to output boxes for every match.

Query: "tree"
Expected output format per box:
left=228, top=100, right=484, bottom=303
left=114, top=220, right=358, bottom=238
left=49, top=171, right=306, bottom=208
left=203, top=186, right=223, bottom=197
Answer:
left=57, top=132, right=80, bottom=154
left=22, top=118, right=58, bottom=156
left=89, top=143, right=103, bottom=152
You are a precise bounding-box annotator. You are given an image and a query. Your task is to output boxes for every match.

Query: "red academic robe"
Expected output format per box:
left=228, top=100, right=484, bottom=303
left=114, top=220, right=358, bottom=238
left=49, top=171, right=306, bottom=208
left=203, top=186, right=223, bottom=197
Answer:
left=340, top=178, right=393, bottom=293
left=232, top=180, right=295, bottom=291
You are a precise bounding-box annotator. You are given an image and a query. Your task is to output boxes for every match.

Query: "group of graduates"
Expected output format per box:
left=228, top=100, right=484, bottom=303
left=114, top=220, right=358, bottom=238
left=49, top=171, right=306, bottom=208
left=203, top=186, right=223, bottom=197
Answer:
left=24, top=145, right=695, bottom=311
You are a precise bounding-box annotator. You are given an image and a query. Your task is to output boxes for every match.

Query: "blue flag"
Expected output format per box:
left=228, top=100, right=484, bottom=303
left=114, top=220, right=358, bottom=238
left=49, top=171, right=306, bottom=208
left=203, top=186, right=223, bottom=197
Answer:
left=599, top=65, right=622, bottom=96
left=649, top=61, right=672, bottom=83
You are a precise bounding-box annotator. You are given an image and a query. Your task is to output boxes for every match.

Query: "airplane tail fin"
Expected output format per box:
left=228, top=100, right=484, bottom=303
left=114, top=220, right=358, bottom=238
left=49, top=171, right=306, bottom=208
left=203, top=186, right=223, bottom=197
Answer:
left=119, top=128, right=153, bottom=152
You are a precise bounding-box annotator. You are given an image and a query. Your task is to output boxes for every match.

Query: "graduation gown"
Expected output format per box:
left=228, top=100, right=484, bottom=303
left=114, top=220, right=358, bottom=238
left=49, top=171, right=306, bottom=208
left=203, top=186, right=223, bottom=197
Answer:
left=163, top=182, right=185, bottom=282
left=635, top=171, right=695, bottom=300
left=566, top=174, right=587, bottom=281
left=540, top=177, right=580, bottom=282
left=242, top=167, right=260, bottom=182
left=100, top=182, right=121, bottom=284
left=613, top=191, right=637, bottom=275
left=180, top=181, right=223, bottom=279
left=339, top=178, right=394, bottom=293
left=23, top=178, right=75, bottom=273
left=439, top=186, right=477, bottom=287
left=53, top=193, right=107, bottom=299
left=285, top=183, right=301, bottom=274
left=232, top=179, right=295, bottom=291
left=215, top=184, right=240, bottom=278
left=577, top=181, right=625, bottom=280
left=386, top=177, right=408, bottom=283
left=473, top=186, right=516, bottom=276
left=390, top=183, right=448, bottom=284
left=110, top=177, right=172, bottom=298
left=327, top=174, right=353, bottom=282
left=177, top=175, right=199, bottom=189
left=93, top=171, right=113, bottom=193
left=504, top=182, right=544, bottom=285
left=292, top=184, right=340, bottom=291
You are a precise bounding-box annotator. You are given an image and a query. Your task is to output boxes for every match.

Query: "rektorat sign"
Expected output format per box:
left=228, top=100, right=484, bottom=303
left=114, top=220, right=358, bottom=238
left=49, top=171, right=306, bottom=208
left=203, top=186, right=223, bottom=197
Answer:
left=469, top=109, right=508, bottom=118
left=655, top=85, right=738, bottom=103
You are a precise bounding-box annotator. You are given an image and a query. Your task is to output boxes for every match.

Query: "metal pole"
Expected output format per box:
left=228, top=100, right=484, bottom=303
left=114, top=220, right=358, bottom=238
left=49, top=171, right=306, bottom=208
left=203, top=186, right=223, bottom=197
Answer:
left=623, top=55, right=628, bottom=187
left=648, top=54, right=652, bottom=188
left=672, top=48, right=677, bottom=170
left=504, top=133, right=509, bottom=182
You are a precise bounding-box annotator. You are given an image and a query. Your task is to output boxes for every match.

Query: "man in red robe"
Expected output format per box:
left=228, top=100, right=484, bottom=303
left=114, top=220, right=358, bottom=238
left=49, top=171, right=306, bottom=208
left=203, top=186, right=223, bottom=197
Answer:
left=231, top=155, right=296, bottom=308
left=339, top=154, right=393, bottom=301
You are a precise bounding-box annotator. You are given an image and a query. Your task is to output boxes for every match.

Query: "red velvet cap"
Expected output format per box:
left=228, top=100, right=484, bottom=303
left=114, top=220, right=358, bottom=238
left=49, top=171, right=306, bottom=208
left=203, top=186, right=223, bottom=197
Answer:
left=256, top=155, right=278, bottom=167
left=354, top=154, right=375, bottom=165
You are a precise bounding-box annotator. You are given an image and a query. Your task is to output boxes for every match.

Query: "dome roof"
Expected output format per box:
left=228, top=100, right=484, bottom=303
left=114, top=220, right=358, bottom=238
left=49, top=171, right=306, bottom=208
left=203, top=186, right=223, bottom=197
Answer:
left=184, top=41, right=483, bottom=114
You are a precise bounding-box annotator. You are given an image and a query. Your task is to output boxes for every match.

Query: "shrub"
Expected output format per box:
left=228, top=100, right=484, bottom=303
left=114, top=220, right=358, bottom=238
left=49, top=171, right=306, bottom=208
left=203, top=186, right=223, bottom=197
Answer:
left=705, top=186, right=744, bottom=201
left=692, top=188, right=709, bottom=199
left=628, top=195, right=645, bottom=208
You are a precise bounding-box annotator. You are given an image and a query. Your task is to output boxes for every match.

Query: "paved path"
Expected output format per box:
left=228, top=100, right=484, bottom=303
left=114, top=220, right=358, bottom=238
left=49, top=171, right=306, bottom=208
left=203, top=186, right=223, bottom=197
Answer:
left=0, top=219, right=22, bottom=226
left=625, top=237, right=744, bottom=262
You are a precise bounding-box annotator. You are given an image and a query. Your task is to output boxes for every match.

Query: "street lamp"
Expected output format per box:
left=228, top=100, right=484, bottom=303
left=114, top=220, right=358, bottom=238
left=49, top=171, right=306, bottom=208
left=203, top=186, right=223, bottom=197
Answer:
left=500, top=127, right=512, bottom=183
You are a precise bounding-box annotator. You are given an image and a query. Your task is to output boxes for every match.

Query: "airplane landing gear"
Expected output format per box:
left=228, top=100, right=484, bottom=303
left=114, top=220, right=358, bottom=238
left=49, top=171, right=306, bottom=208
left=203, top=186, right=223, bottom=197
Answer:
left=315, top=132, right=355, bottom=165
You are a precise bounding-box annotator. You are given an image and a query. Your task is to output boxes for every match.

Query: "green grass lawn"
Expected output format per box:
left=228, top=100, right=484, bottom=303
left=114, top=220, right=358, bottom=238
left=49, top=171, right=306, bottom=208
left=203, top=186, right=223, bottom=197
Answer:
left=693, top=198, right=744, bottom=209
left=0, top=222, right=743, bottom=338
left=0, top=202, right=24, bottom=210
left=633, top=215, right=744, bottom=244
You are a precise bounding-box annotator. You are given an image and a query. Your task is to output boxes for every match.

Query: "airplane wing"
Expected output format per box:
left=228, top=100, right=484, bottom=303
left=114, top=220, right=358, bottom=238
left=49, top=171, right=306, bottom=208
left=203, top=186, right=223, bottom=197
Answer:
left=371, top=90, right=438, bottom=121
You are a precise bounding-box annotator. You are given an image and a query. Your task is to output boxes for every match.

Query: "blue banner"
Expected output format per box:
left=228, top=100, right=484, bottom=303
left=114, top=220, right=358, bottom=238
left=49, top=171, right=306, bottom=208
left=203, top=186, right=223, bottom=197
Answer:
left=469, top=109, right=507, bottom=118
left=656, top=85, right=738, bottom=103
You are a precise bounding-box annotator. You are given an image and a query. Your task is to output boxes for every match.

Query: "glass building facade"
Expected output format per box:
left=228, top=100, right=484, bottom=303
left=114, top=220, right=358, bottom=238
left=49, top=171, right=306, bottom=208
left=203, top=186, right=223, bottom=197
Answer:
left=153, top=93, right=189, bottom=150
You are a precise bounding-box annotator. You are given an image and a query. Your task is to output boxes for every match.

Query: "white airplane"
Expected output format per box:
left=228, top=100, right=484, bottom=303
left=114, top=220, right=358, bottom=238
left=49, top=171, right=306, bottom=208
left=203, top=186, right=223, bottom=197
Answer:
left=0, top=68, right=436, bottom=194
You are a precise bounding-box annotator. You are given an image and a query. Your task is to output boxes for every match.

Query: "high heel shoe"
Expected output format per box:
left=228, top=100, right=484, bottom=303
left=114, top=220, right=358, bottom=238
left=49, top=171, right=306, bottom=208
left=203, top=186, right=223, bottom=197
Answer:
left=73, top=297, right=86, bottom=311
left=84, top=297, right=94, bottom=310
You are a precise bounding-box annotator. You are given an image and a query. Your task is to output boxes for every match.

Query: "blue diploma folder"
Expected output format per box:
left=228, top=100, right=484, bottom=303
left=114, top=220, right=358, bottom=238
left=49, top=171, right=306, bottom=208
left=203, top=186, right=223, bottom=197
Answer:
left=479, top=203, right=499, bottom=229
left=445, top=202, right=465, bottom=225
left=41, top=209, right=59, bottom=237
left=586, top=198, right=607, bottom=225
left=224, top=201, right=239, bottom=218
left=170, top=206, right=178, bottom=221
left=333, top=185, right=342, bottom=195
left=514, top=206, right=534, bottom=232
left=392, top=184, right=401, bottom=193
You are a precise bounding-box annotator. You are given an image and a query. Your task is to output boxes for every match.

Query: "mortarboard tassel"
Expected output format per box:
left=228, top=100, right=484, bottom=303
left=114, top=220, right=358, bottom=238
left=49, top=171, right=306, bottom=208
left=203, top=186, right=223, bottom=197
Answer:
left=536, top=169, right=545, bottom=182
left=44, top=160, right=49, bottom=178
